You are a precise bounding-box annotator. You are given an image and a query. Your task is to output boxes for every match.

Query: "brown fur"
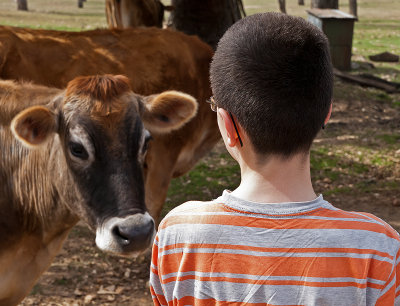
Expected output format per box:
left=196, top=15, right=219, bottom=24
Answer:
left=64, top=75, right=132, bottom=132
left=0, top=25, right=220, bottom=222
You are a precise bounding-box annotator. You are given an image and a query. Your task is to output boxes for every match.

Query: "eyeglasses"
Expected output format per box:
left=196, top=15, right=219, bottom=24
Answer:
left=206, top=96, right=218, bottom=112
left=206, top=96, right=243, bottom=147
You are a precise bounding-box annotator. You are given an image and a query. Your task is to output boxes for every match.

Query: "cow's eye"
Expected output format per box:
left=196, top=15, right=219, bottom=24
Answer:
left=69, top=142, right=88, bottom=160
left=142, top=133, right=152, bottom=154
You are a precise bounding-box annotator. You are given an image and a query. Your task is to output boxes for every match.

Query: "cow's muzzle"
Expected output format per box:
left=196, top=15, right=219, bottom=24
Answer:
left=95, top=212, right=155, bottom=256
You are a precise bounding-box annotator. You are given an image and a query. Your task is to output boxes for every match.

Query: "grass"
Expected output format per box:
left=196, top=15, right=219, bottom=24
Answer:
left=0, top=0, right=107, bottom=31
left=163, top=152, right=240, bottom=217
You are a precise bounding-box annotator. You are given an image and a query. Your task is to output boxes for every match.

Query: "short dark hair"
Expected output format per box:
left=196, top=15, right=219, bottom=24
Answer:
left=210, top=12, right=333, bottom=157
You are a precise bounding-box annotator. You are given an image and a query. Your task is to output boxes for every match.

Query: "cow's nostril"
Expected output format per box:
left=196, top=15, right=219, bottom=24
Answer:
left=111, top=217, right=155, bottom=252
left=112, top=225, right=130, bottom=244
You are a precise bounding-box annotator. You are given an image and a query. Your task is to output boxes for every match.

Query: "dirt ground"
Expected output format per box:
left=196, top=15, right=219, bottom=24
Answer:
left=18, top=76, right=400, bottom=305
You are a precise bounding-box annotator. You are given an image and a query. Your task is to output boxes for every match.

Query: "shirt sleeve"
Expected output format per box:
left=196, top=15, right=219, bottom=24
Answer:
left=150, top=234, right=168, bottom=306
left=376, top=247, right=400, bottom=305
left=395, top=249, right=400, bottom=306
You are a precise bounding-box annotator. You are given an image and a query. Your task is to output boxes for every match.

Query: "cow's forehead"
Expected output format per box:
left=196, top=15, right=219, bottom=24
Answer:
left=62, top=75, right=141, bottom=134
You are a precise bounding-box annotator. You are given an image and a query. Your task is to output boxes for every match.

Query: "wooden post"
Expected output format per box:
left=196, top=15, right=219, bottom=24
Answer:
left=349, top=0, right=357, bottom=17
left=278, top=0, right=286, bottom=13
left=311, top=0, right=338, bottom=9
left=17, top=0, right=28, bottom=11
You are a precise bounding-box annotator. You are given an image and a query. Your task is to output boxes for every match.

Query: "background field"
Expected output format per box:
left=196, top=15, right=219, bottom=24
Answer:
left=0, top=0, right=399, bottom=305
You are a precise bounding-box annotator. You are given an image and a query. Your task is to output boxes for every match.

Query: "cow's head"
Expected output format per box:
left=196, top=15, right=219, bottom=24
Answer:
left=10, top=75, right=198, bottom=256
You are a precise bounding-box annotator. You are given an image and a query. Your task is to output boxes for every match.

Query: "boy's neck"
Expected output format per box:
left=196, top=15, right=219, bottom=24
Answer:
left=231, top=152, right=317, bottom=204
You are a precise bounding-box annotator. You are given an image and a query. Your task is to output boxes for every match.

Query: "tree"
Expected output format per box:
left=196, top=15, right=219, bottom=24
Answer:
left=278, top=0, right=286, bottom=13
left=168, top=0, right=246, bottom=49
left=78, top=0, right=86, bottom=8
left=349, top=0, right=357, bottom=17
left=17, top=0, right=28, bottom=11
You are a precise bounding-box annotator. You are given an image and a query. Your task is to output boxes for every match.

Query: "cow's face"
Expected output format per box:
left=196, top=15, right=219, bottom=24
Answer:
left=10, top=75, right=198, bottom=256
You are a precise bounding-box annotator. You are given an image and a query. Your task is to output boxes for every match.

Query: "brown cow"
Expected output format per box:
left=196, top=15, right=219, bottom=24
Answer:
left=0, top=75, right=198, bottom=305
left=0, top=25, right=220, bottom=222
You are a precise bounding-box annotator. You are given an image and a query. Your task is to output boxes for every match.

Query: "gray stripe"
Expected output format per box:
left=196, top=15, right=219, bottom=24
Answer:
left=395, top=293, right=400, bottom=306
left=158, top=223, right=399, bottom=254
left=161, top=270, right=385, bottom=286
left=162, top=278, right=380, bottom=305
left=160, top=247, right=393, bottom=264
left=379, top=274, right=396, bottom=299
left=150, top=270, right=165, bottom=296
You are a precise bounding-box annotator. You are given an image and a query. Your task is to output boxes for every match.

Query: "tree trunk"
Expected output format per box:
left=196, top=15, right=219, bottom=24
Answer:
left=78, top=0, right=84, bottom=8
left=349, top=0, right=357, bottom=17
left=278, top=0, right=286, bottom=13
left=17, top=0, right=28, bottom=11
left=168, top=0, right=246, bottom=50
left=298, top=0, right=305, bottom=5
left=311, top=0, right=338, bottom=9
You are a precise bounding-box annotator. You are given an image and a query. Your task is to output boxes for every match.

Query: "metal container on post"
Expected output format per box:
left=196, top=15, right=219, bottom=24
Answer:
left=306, top=9, right=357, bottom=71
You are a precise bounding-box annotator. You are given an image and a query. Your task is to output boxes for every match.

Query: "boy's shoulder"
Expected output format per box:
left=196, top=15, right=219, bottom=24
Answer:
left=165, top=199, right=220, bottom=216
left=159, top=199, right=223, bottom=228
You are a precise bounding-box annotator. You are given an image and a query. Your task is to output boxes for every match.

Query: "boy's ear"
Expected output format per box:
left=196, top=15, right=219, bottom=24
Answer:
left=141, top=91, right=198, bottom=134
left=218, top=108, right=240, bottom=147
left=11, top=106, right=58, bottom=148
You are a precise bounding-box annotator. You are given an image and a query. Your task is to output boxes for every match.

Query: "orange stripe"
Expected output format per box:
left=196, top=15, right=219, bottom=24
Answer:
left=159, top=243, right=393, bottom=260
left=159, top=252, right=391, bottom=281
left=221, top=204, right=324, bottom=217
left=172, top=203, right=384, bottom=221
left=160, top=214, right=399, bottom=240
left=310, top=208, right=378, bottom=219
left=357, top=212, right=400, bottom=238
left=376, top=274, right=396, bottom=305
left=151, top=266, right=158, bottom=275
left=173, top=295, right=304, bottom=306
left=164, top=274, right=384, bottom=290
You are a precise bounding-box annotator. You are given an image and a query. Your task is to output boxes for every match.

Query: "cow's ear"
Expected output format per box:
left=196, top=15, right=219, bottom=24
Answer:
left=141, top=91, right=198, bottom=134
left=11, top=106, right=58, bottom=148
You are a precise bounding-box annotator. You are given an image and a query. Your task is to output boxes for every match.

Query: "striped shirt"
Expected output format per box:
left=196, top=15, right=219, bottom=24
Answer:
left=150, top=191, right=400, bottom=305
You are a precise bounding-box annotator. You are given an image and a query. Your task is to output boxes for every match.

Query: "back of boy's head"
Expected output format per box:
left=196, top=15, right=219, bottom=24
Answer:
left=210, top=12, right=333, bottom=157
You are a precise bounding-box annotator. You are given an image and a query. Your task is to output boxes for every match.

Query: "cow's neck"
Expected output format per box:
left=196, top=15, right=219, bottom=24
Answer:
left=0, top=134, right=79, bottom=305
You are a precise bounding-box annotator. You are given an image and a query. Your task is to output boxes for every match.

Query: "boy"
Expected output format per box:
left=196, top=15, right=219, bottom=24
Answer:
left=150, top=13, right=400, bottom=305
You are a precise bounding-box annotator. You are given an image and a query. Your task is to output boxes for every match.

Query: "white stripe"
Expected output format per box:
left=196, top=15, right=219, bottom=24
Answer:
left=162, top=278, right=374, bottom=304
left=161, top=270, right=385, bottom=286
left=158, top=223, right=399, bottom=254
left=160, top=247, right=393, bottom=264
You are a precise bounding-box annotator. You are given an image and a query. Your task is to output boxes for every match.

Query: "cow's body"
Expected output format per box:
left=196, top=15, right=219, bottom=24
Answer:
left=0, top=25, right=220, bottom=220
left=0, top=75, right=198, bottom=305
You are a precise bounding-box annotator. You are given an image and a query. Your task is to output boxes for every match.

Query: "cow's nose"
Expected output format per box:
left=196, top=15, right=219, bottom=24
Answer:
left=95, top=212, right=155, bottom=255
left=112, top=215, right=155, bottom=252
